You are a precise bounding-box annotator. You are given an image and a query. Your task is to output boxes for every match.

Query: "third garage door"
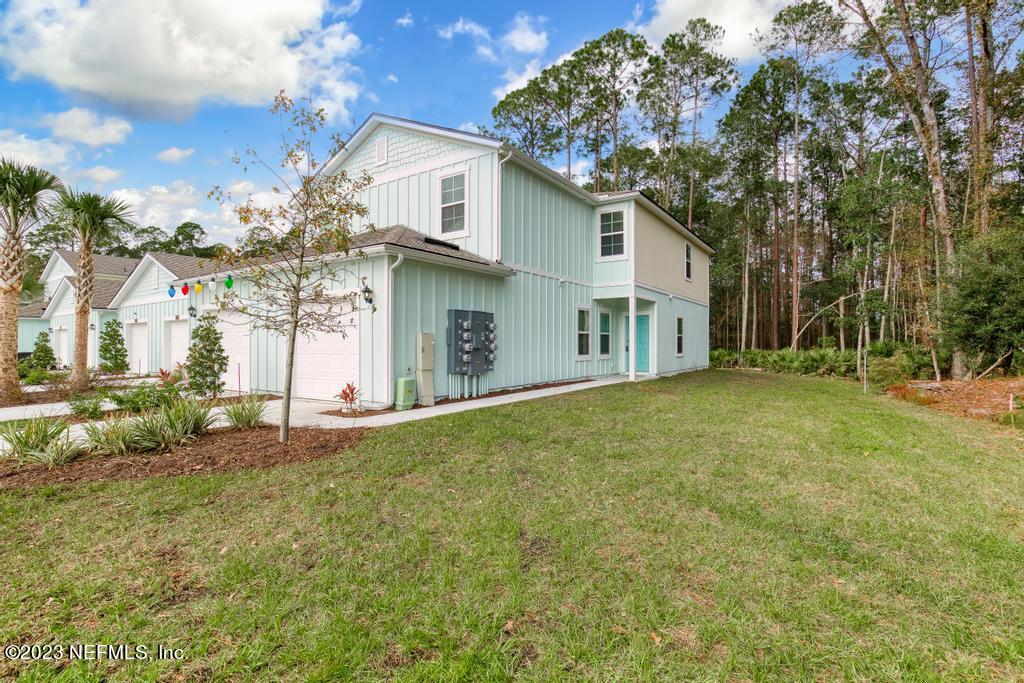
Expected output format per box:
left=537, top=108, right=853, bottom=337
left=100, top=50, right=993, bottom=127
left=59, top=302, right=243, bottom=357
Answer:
left=292, top=320, right=359, bottom=401
left=166, top=319, right=190, bottom=369
left=216, top=311, right=250, bottom=393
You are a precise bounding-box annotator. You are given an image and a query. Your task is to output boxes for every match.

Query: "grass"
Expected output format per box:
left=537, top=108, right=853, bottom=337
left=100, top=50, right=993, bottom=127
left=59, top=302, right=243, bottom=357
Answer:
left=2, top=370, right=1024, bottom=680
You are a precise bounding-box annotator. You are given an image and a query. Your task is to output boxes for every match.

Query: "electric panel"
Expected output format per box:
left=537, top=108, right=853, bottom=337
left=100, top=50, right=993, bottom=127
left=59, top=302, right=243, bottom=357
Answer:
left=447, top=309, right=496, bottom=375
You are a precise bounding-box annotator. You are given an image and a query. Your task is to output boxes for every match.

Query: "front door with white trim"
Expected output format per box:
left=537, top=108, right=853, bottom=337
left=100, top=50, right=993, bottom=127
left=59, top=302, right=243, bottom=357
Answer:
left=53, top=328, right=69, bottom=367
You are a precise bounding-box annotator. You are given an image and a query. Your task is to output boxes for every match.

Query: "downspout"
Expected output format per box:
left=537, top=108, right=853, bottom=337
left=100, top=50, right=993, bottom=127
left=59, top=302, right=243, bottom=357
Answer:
left=496, top=148, right=512, bottom=262
left=380, top=252, right=405, bottom=409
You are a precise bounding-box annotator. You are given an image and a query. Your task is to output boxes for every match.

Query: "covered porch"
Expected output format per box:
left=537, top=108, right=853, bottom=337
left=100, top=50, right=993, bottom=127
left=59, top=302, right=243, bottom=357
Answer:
left=592, top=287, right=659, bottom=381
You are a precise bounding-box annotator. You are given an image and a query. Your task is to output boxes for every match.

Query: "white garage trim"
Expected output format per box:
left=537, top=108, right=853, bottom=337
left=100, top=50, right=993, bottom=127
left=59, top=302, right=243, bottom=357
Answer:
left=217, top=311, right=250, bottom=394
left=53, top=327, right=69, bottom=367
left=288, top=321, right=360, bottom=401
left=126, top=322, right=149, bottom=376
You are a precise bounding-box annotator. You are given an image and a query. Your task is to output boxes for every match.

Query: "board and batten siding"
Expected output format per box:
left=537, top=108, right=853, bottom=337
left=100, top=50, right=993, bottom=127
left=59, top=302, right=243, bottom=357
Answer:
left=18, top=318, right=48, bottom=354
left=45, top=309, right=111, bottom=368
left=392, top=259, right=615, bottom=401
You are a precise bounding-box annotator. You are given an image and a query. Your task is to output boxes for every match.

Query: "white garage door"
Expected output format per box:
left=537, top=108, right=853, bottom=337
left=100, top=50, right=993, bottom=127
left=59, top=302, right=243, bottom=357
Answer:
left=53, top=328, right=69, bottom=367
left=292, top=320, right=359, bottom=400
left=127, top=323, right=149, bottom=375
left=217, top=311, right=250, bottom=394
left=166, top=319, right=190, bottom=369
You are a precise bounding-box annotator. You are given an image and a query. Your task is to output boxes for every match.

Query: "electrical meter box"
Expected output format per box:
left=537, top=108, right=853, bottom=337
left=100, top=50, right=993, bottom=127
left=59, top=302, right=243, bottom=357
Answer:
left=447, top=309, right=497, bottom=375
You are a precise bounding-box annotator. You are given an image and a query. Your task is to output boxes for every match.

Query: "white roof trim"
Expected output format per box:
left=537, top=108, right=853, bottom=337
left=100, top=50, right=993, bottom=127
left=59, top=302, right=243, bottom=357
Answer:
left=106, top=254, right=177, bottom=309
left=38, top=251, right=74, bottom=284
left=41, top=277, right=74, bottom=320
left=323, top=113, right=500, bottom=177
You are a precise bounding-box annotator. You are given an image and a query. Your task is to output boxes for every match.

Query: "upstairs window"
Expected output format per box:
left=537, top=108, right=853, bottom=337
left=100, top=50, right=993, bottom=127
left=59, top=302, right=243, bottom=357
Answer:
left=576, top=308, right=591, bottom=359
left=685, top=243, right=692, bottom=280
left=441, top=173, right=466, bottom=234
left=600, top=211, right=624, bottom=257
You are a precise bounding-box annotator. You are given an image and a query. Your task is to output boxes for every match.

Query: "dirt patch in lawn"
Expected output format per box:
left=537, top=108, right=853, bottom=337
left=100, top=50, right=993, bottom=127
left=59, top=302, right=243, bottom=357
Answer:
left=319, top=379, right=590, bottom=419
left=890, top=377, right=1024, bottom=419
left=0, top=426, right=367, bottom=489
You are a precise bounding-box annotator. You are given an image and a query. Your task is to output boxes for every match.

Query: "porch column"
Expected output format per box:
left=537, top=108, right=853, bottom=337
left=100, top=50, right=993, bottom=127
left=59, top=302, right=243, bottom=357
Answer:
left=628, top=293, right=637, bottom=382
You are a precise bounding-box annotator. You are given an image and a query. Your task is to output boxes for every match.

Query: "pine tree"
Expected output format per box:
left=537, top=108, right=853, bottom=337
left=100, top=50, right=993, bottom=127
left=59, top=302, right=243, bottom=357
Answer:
left=30, top=331, right=56, bottom=370
left=98, top=319, right=129, bottom=374
left=184, top=313, right=228, bottom=397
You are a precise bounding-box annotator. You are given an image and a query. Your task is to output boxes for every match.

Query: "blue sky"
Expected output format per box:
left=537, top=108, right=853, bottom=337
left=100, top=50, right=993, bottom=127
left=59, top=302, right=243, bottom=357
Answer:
left=0, top=0, right=783, bottom=243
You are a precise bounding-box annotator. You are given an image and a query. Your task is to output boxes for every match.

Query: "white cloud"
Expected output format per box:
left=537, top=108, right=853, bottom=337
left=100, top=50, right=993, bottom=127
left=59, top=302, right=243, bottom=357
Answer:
left=112, top=180, right=234, bottom=238
left=637, top=0, right=786, bottom=61
left=492, top=59, right=541, bottom=99
left=0, top=129, right=70, bottom=167
left=0, top=0, right=364, bottom=121
left=156, top=147, right=195, bottom=163
left=385, top=73, right=398, bottom=83
left=458, top=122, right=481, bottom=133
left=437, top=17, right=497, bottom=62
left=332, top=0, right=362, bottom=17
left=82, top=165, right=121, bottom=183
left=43, top=107, right=132, bottom=146
left=395, top=10, right=413, bottom=28
left=547, top=157, right=592, bottom=183
left=500, top=13, right=547, bottom=54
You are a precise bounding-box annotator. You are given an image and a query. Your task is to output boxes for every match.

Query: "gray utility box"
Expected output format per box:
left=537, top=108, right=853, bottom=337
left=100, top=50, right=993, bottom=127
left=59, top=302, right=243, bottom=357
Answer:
left=447, top=309, right=497, bottom=375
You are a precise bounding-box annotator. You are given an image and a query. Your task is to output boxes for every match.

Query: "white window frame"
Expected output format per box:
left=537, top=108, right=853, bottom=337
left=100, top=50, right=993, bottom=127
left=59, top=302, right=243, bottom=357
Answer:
left=685, top=243, right=693, bottom=281
left=598, top=308, right=612, bottom=359
left=576, top=305, right=592, bottom=360
left=597, top=209, right=627, bottom=262
left=675, top=315, right=685, bottom=357
left=438, top=170, right=469, bottom=239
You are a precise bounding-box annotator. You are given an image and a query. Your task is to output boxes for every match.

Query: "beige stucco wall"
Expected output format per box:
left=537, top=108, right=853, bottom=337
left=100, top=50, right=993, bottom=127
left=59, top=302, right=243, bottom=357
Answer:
left=633, top=202, right=710, bottom=304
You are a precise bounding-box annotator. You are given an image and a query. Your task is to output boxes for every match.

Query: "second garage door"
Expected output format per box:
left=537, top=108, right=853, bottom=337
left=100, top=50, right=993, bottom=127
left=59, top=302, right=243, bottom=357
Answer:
left=166, top=319, right=190, bottom=369
left=292, top=320, right=359, bottom=401
left=126, top=323, right=148, bottom=375
left=217, top=311, right=250, bottom=394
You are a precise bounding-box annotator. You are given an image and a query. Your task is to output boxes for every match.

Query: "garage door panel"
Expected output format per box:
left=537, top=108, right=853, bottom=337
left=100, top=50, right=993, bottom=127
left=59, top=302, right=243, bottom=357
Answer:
left=166, top=320, right=190, bottom=369
left=217, top=312, right=250, bottom=393
left=127, top=323, right=148, bottom=375
left=293, top=322, right=359, bottom=401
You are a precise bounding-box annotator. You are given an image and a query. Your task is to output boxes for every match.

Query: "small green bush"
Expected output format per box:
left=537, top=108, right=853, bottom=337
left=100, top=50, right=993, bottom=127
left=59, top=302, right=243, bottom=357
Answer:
left=23, top=367, right=51, bottom=385
left=221, top=395, right=267, bottom=428
left=30, top=331, right=57, bottom=370
left=84, top=418, right=139, bottom=457
left=68, top=394, right=105, bottom=420
left=25, top=435, right=84, bottom=467
left=162, top=399, right=216, bottom=439
left=0, top=417, right=71, bottom=462
left=868, top=352, right=915, bottom=388
left=185, top=313, right=229, bottom=397
left=130, top=400, right=215, bottom=453
left=108, top=383, right=181, bottom=413
left=709, top=349, right=738, bottom=369
left=98, top=320, right=130, bottom=374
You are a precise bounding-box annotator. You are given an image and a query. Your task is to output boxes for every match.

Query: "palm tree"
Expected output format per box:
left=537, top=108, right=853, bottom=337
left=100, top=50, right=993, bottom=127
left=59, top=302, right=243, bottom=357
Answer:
left=0, top=159, right=61, bottom=399
left=55, top=190, right=133, bottom=391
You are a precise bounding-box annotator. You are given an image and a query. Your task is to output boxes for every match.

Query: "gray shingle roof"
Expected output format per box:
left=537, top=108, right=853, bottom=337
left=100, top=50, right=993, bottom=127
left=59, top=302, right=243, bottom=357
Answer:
left=55, top=250, right=140, bottom=277
left=149, top=252, right=216, bottom=280
left=56, top=276, right=125, bottom=309
left=19, top=300, right=47, bottom=318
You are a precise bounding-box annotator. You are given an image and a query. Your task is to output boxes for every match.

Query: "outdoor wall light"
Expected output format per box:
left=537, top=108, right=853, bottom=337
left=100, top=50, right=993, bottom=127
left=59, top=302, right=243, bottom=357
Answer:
left=188, top=305, right=197, bottom=318
left=47, top=327, right=53, bottom=333
left=361, top=281, right=374, bottom=306
left=88, top=323, right=96, bottom=331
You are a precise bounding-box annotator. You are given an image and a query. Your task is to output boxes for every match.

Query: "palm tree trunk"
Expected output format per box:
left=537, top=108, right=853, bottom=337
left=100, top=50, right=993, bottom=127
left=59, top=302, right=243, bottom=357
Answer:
left=0, top=235, right=26, bottom=400
left=70, top=243, right=94, bottom=390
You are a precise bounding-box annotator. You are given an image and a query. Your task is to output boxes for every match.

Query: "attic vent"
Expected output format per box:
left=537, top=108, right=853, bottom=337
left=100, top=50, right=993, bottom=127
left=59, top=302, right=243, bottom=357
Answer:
left=375, top=136, right=388, bottom=166
left=424, top=236, right=460, bottom=251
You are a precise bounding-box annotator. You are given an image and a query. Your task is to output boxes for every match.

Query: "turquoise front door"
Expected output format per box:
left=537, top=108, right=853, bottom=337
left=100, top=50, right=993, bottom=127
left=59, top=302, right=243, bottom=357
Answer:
left=624, top=314, right=650, bottom=373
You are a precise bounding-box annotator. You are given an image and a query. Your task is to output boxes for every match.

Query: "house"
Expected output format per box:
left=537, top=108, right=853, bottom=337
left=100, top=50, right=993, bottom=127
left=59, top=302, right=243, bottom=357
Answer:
left=19, top=251, right=139, bottom=363
left=137, top=113, right=712, bottom=406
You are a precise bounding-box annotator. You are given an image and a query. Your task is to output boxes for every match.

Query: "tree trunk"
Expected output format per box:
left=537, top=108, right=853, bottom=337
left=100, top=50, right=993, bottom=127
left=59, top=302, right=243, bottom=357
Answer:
left=789, top=72, right=802, bottom=351
left=70, top=243, right=94, bottom=390
left=740, top=203, right=750, bottom=352
left=771, top=155, right=781, bottom=350
left=0, top=235, right=26, bottom=400
left=687, top=89, right=699, bottom=232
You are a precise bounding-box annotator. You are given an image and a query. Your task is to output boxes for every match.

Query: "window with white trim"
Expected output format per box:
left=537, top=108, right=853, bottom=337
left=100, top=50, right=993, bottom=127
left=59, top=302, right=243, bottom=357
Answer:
left=598, top=311, right=611, bottom=357
left=685, top=243, right=692, bottom=280
left=576, top=308, right=591, bottom=358
left=599, top=211, right=624, bottom=257
left=675, top=316, right=685, bottom=356
left=441, top=173, right=466, bottom=234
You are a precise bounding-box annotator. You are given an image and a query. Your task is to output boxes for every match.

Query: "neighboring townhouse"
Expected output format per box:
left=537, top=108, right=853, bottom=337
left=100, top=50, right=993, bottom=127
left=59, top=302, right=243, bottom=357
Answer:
left=19, top=251, right=139, bottom=363
left=149, top=113, right=713, bottom=407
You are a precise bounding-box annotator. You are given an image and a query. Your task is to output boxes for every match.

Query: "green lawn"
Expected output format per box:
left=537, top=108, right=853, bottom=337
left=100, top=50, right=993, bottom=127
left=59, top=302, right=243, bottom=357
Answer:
left=3, top=371, right=1024, bottom=681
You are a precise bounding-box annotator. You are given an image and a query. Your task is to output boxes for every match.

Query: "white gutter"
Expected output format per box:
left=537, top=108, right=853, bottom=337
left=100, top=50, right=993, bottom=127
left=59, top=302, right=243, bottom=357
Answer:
left=496, top=148, right=512, bottom=262
left=380, top=252, right=405, bottom=409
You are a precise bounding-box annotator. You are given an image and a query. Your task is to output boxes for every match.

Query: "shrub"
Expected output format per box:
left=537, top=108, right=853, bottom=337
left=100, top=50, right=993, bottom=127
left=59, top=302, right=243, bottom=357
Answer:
left=24, top=434, right=84, bottom=467
left=23, top=367, right=51, bottom=386
left=221, top=395, right=267, bottom=428
left=818, top=335, right=836, bottom=349
left=108, top=383, right=181, bottom=413
left=83, top=418, right=138, bottom=457
left=0, top=417, right=70, bottom=462
left=336, top=382, right=361, bottom=412
left=131, top=400, right=215, bottom=453
left=17, top=359, right=31, bottom=379
left=709, top=349, right=738, bottom=369
left=30, top=331, right=57, bottom=370
left=868, top=352, right=915, bottom=388
left=185, top=313, right=229, bottom=397
left=157, top=364, right=186, bottom=388
left=68, top=394, right=105, bottom=420
left=98, top=320, right=129, bottom=374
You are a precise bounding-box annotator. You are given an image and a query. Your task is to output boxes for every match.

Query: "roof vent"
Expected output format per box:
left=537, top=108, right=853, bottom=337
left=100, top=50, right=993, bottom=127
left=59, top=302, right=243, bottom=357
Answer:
left=375, top=136, right=388, bottom=166
left=424, top=236, right=460, bottom=251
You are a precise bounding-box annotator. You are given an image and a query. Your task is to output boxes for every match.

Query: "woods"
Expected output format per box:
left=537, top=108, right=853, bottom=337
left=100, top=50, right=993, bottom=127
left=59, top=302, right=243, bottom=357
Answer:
left=489, top=0, right=1024, bottom=379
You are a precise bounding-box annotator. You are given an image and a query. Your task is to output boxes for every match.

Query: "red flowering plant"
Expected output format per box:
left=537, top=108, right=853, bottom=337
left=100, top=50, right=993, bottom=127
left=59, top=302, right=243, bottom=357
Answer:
left=336, top=382, right=361, bottom=413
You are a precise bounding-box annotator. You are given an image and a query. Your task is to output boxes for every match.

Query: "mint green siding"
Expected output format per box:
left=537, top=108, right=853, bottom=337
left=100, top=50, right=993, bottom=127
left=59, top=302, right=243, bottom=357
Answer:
left=17, top=319, right=47, bottom=354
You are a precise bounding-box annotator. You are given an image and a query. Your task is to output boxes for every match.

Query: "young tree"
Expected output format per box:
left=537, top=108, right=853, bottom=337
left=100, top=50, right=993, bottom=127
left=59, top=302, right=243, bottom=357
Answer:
left=536, top=57, right=589, bottom=179
left=98, top=319, right=129, bottom=374
left=758, top=0, right=844, bottom=350
left=0, top=159, right=61, bottom=398
left=184, top=313, right=229, bottom=397
left=30, top=330, right=56, bottom=370
left=55, top=190, right=134, bottom=391
left=211, top=93, right=373, bottom=443
left=490, top=81, right=557, bottom=160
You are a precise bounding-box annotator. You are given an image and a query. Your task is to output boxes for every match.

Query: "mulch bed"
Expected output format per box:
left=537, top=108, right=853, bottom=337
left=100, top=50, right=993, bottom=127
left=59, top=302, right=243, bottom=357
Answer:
left=4, top=394, right=280, bottom=424
left=891, top=377, right=1024, bottom=419
left=0, top=426, right=367, bottom=490
left=319, top=378, right=590, bottom=419
left=0, top=380, right=140, bottom=408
